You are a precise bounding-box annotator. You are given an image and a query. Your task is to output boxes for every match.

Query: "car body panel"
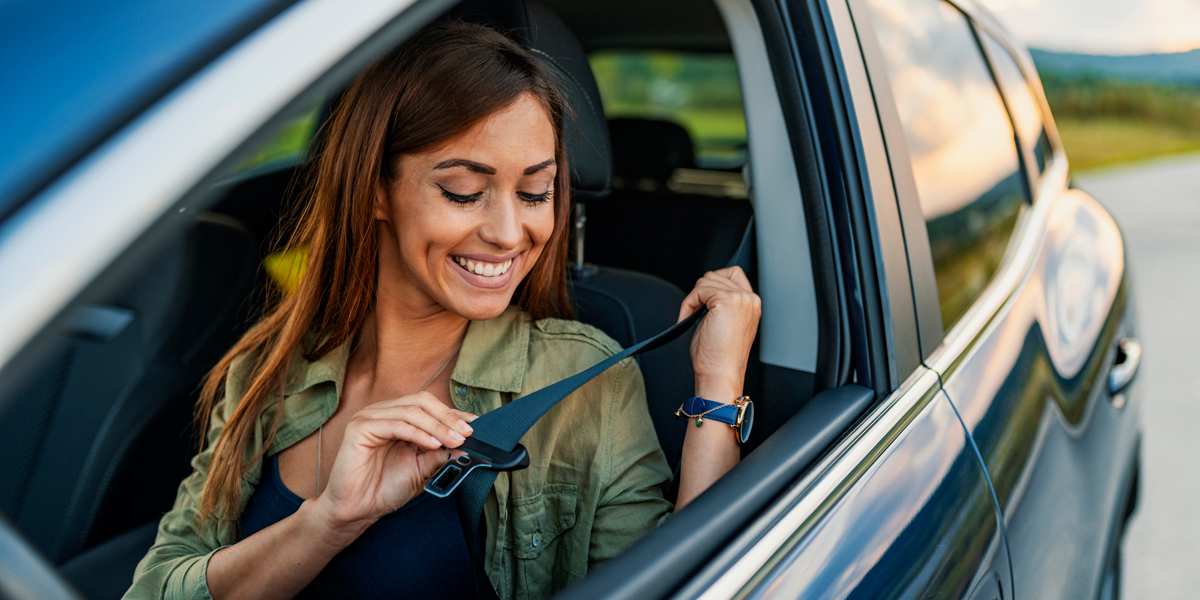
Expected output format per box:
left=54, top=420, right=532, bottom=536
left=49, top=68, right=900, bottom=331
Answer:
left=934, top=188, right=1140, bottom=599
left=738, top=376, right=1008, bottom=599
left=0, top=0, right=297, bottom=219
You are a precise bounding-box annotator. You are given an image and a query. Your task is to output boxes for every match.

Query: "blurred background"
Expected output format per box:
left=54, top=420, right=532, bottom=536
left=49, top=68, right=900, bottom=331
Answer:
left=982, top=0, right=1200, bottom=597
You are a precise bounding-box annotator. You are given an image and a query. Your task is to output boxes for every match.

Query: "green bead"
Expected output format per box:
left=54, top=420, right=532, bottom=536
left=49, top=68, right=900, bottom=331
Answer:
left=695, top=418, right=703, bottom=427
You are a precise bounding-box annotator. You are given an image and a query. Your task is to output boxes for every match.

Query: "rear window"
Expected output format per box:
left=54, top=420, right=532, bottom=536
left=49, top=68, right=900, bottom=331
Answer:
left=979, top=33, right=1053, bottom=176
left=589, top=50, right=747, bottom=170
left=864, top=0, right=1029, bottom=332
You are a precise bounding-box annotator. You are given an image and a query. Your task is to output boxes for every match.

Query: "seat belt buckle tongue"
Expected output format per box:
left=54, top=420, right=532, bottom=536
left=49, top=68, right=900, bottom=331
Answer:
left=424, top=437, right=530, bottom=498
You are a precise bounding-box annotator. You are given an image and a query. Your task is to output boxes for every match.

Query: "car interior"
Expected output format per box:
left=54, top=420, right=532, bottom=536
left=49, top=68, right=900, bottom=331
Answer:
left=0, top=0, right=857, bottom=598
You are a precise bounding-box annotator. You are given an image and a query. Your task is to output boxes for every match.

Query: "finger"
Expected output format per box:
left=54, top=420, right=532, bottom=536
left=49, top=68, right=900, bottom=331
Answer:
left=409, top=391, right=477, bottom=437
left=362, top=404, right=469, bottom=449
left=347, top=417, right=443, bottom=450
left=678, top=286, right=705, bottom=323
left=367, top=392, right=475, bottom=436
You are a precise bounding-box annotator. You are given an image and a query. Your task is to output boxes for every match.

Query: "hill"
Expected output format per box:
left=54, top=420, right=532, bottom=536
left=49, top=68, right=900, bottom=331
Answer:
left=1030, top=48, right=1200, bottom=85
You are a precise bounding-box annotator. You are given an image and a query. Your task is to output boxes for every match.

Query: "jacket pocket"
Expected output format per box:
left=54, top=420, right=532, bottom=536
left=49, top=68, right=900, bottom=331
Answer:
left=508, top=483, right=580, bottom=598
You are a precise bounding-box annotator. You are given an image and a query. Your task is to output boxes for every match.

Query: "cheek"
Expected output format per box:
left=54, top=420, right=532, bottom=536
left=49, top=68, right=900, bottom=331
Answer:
left=529, top=204, right=557, bottom=250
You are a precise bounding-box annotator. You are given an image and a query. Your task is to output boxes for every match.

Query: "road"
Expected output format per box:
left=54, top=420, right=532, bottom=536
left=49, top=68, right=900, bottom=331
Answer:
left=1076, top=154, right=1200, bottom=599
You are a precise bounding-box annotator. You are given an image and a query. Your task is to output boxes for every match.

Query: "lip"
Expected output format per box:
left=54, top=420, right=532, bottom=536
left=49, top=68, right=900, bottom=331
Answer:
left=448, top=252, right=520, bottom=290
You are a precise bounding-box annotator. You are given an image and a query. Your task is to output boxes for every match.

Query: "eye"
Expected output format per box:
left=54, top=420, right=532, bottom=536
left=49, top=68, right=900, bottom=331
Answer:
left=438, top=184, right=483, bottom=204
left=517, top=189, right=553, bottom=204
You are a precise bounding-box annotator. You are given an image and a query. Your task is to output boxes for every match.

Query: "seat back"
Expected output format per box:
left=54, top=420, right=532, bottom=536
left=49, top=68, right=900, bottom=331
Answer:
left=0, top=213, right=258, bottom=564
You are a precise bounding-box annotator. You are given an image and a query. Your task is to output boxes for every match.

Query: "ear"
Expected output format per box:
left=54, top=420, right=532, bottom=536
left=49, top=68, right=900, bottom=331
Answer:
left=373, top=180, right=391, bottom=222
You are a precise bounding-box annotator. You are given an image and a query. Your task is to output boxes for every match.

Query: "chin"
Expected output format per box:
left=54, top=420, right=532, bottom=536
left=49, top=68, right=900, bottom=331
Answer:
left=444, top=294, right=517, bottom=322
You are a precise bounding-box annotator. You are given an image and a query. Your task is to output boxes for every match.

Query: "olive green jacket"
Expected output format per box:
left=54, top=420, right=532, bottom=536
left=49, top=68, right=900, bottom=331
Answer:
left=125, top=306, right=673, bottom=600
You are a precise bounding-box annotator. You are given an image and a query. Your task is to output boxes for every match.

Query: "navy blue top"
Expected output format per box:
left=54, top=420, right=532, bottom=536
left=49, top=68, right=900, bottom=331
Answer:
left=240, top=454, right=478, bottom=599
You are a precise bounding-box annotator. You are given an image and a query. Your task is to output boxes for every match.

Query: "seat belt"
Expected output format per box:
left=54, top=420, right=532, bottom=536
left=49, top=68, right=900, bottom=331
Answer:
left=430, top=217, right=755, bottom=599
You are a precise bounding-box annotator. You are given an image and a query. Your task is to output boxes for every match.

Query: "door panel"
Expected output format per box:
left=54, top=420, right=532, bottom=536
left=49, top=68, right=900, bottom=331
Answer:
left=935, top=189, right=1140, bottom=599
left=746, top=379, right=1008, bottom=599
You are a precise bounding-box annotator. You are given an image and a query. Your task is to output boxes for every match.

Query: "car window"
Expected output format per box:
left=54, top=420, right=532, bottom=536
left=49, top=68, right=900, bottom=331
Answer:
left=864, top=0, right=1028, bottom=332
left=589, top=50, right=746, bottom=170
left=979, top=32, right=1053, bottom=175
left=235, top=104, right=322, bottom=172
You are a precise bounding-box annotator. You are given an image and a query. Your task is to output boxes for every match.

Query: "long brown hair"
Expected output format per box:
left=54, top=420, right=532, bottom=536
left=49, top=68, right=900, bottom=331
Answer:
left=195, top=22, right=574, bottom=524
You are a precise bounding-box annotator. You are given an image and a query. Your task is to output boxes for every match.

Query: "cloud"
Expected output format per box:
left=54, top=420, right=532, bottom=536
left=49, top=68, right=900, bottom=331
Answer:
left=983, top=0, right=1200, bottom=54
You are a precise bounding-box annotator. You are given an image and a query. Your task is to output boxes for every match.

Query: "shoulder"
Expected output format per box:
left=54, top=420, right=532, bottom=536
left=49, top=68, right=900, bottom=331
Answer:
left=530, top=317, right=624, bottom=359
left=521, top=316, right=642, bottom=393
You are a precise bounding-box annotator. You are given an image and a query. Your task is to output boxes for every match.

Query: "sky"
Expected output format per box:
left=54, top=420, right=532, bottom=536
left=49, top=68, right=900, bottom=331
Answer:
left=979, top=0, right=1200, bottom=55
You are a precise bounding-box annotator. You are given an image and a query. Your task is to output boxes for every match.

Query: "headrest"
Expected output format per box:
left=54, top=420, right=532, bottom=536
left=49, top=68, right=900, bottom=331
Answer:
left=609, top=118, right=696, bottom=182
left=447, top=0, right=612, bottom=199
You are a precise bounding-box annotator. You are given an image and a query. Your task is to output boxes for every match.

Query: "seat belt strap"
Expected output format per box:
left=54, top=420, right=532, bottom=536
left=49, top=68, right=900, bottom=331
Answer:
left=446, top=217, right=754, bottom=599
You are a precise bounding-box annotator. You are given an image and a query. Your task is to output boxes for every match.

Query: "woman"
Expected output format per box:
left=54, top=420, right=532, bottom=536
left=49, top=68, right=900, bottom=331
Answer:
left=126, top=21, right=760, bottom=600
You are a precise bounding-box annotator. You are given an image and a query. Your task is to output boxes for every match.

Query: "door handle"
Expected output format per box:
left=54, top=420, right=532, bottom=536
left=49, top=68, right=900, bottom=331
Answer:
left=1108, top=338, right=1142, bottom=395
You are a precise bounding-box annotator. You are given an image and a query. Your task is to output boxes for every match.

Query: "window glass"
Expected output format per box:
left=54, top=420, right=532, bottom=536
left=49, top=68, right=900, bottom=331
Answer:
left=865, top=0, right=1028, bottom=331
left=980, top=33, right=1051, bottom=175
left=589, top=50, right=747, bottom=169
left=235, top=105, right=321, bottom=173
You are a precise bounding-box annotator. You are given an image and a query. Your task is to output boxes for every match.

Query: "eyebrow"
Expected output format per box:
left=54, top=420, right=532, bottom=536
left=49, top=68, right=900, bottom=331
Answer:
left=523, top=159, right=556, bottom=175
left=431, top=158, right=556, bottom=176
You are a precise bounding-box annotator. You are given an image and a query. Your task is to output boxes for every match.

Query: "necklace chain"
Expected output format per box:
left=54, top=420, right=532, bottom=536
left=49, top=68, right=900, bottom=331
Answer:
left=316, top=343, right=463, bottom=496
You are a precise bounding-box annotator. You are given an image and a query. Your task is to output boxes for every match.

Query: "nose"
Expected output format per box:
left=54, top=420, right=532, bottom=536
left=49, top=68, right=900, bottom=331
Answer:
left=478, top=191, right=524, bottom=250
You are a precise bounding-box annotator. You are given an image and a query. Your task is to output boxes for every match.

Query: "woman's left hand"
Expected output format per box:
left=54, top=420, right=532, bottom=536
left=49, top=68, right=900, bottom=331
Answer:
left=678, top=266, right=761, bottom=401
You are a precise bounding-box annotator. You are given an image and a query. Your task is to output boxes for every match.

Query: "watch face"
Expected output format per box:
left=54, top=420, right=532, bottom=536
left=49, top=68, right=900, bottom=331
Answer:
left=739, top=400, right=754, bottom=445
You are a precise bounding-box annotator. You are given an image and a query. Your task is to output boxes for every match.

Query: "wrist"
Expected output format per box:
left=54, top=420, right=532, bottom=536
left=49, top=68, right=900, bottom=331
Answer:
left=299, top=497, right=371, bottom=550
left=693, top=382, right=743, bottom=403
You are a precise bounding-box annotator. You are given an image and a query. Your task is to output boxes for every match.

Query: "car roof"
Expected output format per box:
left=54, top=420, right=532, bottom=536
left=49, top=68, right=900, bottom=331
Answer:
left=0, top=0, right=295, bottom=221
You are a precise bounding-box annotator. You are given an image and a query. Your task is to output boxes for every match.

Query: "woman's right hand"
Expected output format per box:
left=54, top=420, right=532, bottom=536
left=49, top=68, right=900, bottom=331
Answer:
left=309, top=391, right=476, bottom=535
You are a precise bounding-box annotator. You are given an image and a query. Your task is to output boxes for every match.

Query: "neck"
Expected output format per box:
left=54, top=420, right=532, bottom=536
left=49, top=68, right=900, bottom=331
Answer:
left=347, top=293, right=469, bottom=403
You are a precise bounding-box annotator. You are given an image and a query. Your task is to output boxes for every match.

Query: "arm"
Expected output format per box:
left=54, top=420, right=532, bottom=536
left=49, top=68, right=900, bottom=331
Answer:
left=675, top=266, right=761, bottom=509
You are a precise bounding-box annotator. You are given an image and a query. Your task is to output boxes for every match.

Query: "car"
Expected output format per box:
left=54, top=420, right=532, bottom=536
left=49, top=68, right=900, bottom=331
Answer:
left=0, top=0, right=1142, bottom=598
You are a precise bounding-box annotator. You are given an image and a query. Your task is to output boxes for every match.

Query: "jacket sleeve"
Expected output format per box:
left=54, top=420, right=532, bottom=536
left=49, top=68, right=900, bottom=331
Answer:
left=587, top=359, right=674, bottom=569
left=123, top=357, right=258, bottom=600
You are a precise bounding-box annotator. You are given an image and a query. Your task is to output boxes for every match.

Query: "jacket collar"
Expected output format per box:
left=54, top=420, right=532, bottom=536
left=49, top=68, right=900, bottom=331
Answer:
left=283, top=305, right=531, bottom=397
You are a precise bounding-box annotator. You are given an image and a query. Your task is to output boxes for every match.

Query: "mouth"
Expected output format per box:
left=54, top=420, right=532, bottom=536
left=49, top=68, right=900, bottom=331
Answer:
left=448, top=252, right=520, bottom=290
left=452, top=256, right=514, bottom=278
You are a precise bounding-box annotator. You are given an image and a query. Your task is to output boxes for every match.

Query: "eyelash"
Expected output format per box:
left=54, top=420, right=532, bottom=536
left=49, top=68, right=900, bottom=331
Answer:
left=437, top=185, right=553, bottom=205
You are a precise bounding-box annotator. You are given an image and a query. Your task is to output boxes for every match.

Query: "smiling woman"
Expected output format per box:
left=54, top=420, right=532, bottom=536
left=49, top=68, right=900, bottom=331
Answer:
left=124, top=18, right=758, bottom=600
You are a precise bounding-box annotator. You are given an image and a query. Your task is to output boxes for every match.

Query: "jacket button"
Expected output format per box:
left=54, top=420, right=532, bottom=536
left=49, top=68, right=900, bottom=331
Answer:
left=532, top=532, right=542, bottom=548
left=455, top=385, right=467, bottom=396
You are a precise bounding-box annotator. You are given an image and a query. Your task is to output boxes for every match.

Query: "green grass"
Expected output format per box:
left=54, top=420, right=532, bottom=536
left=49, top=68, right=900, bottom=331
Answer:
left=1055, top=117, right=1200, bottom=171
left=1041, top=72, right=1200, bottom=170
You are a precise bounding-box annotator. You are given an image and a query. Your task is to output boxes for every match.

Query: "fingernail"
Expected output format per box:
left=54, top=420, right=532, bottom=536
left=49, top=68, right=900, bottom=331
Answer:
left=450, top=431, right=465, bottom=443
left=429, top=436, right=442, bottom=448
left=458, top=419, right=474, bottom=434
left=467, top=413, right=479, bottom=422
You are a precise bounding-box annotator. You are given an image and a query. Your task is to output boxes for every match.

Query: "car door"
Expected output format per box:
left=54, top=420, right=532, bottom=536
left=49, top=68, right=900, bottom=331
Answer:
left=629, top=0, right=1011, bottom=598
left=848, top=0, right=1143, bottom=598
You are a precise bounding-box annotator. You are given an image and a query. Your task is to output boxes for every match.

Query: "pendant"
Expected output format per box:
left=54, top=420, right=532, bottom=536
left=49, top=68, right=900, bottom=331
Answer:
left=695, top=418, right=704, bottom=427
left=675, top=408, right=683, bottom=419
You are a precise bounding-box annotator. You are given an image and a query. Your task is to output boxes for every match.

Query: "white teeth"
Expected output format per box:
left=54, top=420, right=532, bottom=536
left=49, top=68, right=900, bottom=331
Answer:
left=454, top=256, right=514, bottom=277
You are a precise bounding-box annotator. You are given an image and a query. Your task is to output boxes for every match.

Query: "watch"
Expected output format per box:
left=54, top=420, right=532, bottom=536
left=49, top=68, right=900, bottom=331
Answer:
left=675, top=395, right=755, bottom=445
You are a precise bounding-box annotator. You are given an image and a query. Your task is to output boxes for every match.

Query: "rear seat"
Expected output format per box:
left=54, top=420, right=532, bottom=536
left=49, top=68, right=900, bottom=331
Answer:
left=586, top=117, right=753, bottom=299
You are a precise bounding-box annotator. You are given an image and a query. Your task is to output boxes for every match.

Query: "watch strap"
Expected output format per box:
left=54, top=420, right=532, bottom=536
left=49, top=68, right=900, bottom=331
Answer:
left=681, top=396, right=740, bottom=426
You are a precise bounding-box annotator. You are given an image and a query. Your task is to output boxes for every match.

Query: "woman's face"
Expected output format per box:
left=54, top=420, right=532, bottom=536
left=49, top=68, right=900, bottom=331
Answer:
left=374, top=92, right=558, bottom=321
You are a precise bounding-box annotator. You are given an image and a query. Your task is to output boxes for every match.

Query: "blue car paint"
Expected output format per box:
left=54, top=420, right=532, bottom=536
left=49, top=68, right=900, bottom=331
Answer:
left=0, top=0, right=292, bottom=219
left=749, top=380, right=1011, bottom=599
left=937, top=189, right=1140, bottom=599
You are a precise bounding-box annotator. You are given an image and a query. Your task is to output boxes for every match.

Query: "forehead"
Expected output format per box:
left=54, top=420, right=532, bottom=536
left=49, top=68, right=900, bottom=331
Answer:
left=425, top=93, right=556, bottom=168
